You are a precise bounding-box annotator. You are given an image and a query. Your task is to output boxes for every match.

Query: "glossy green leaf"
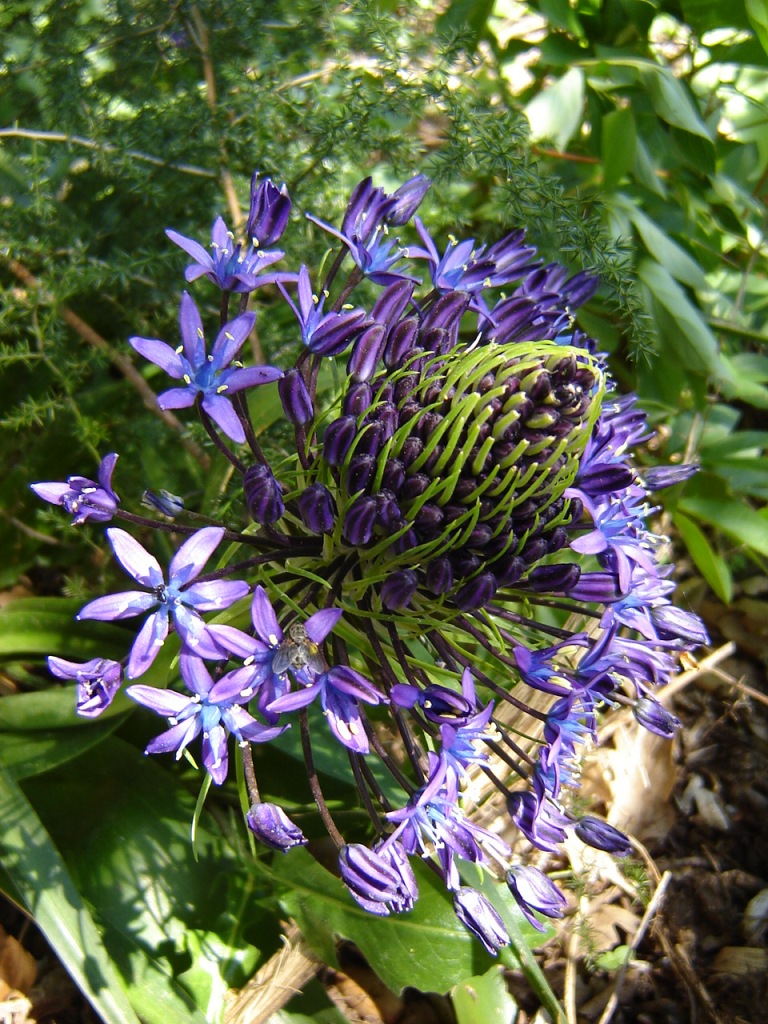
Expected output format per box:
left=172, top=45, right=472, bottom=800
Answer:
left=453, top=964, right=518, bottom=1024
left=624, top=204, right=707, bottom=289
left=273, top=847, right=487, bottom=993
left=21, top=738, right=266, bottom=1024
left=678, top=496, right=768, bottom=557
left=746, top=0, right=768, bottom=57
left=0, top=764, right=142, bottom=1024
left=0, top=718, right=121, bottom=779
left=637, top=63, right=712, bottom=139
left=0, top=598, right=130, bottom=660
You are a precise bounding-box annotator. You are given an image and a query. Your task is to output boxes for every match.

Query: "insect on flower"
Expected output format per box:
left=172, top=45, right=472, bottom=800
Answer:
left=271, top=622, right=328, bottom=677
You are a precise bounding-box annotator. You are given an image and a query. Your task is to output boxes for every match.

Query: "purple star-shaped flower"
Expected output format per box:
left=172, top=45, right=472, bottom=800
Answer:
left=77, top=526, right=249, bottom=679
left=279, top=266, right=367, bottom=356
left=210, top=585, right=342, bottom=724
left=130, top=292, right=283, bottom=444
left=31, top=453, right=119, bottom=525
left=127, top=650, right=285, bottom=784
left=48, top=655, right=123, bottom=717
left=267, top=663, right=385, bottom=753
left=166, top=215, right=292, bottom=293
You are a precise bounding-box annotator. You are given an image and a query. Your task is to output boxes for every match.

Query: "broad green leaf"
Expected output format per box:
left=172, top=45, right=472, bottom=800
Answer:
left=0, top=764, right=142, bottom=1024
left=273, top=847, right=487, bottom=993
left=524, top=67, right=585, bottom=150
left=678, top=493, right=768, bottom=558
left=602, top=109, right=636, bottom=190
left=22, top=738, right=266, bottom=1024
left=637, top=63, right=712, bottom=139
left=0, top=718, right=120, bottom=779
left=637, top=259, right=720, bottom=374
left=0, top=598, right=130, bottom=661
left=453, top=965, right=518, bottom=1024
left=674, top=511, right=732, bottom=604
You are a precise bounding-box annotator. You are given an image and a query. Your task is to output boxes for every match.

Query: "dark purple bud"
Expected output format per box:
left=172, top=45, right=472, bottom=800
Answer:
left=563, top=269, right=599, bottom=308
left=506, top=865, right=567, bottom=932
left=421, top=291, right=471, bottom=334
left=339, top=842, right=416, bottom=915
left=456, top=572, right=497, bottom=611
left=309, top=309, right=368, bottom=357
left=418, top=684, right=474, bottom=724
left=384, top=318, right=419, bottom=368
left=451, top=551, right=480, bottom=577
left=520, top=538, right=548, bottom=564
left=246, top=173, right=291, bottom=247
left=643, top=464, right=699, bottom=490
left=344, top=382, right=373, bottom=418
left=380, top=570, right=419, bottom=610
left=526, top=563, right=581, bottom=593
left=346, top=454, right=376, bottom=495
left=453, top=887, right=509, bottom=954
left=344, top=496, right=377, bottom=545
left=399, top=437, right=423, bottom=468
left=371, top=279, right=415, bottom=325
left=323, top=416, right=357, bottom=466
left=375, top=490, right=401, bottom=529
left=392, top=526, right=419, bottom=554
left=566, top=572, right=621, bottom=602
left=381, top=458, right=406, bottom=493
left=244, top=463, right=284, bottom=524
left=574, top=817, right=632, bottom=857
left=651, top=605, right=709, bottom=645
left=348, top=323, right=387, bottom=382
left=142, top=489, right=184, bottom=518
left=576, top=463, right=636, bottom=496
left=373, top=402, right=399, bottom=441
left=385, top=174, right=431, bottom=225
left=634, top=697, right=681, bottom=738
left=495, top=555, right=524, bottom=587
left=297, top=483, right=336, bottom=534
left=400, top=473, right=430, bottom=501
left=356, top=422, right=384, bottom=458
left=342, top=178, right=389, bottom=242
left=246, top=802, right=306, bottom=852
left=414, top=503, right=444, bottom=530
left=426, top=557, right=453, bottom=594
left=278, top=368, right=313, bottom=425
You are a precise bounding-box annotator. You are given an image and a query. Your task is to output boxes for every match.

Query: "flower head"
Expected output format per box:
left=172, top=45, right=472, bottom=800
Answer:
left=130, top=292, right=283, bottom=444
left=77, top=527, right=248, bottom=678
left=48, top=656, right=123, bottom=717
left=31, top=453, right=119, bottom=525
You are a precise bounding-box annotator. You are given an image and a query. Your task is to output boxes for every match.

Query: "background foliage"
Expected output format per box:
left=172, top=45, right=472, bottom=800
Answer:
left=1, top=0, right=766, bottom=1021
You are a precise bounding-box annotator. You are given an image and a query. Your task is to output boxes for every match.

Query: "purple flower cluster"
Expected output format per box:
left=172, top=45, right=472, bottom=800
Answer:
left=32, top=168, right=708, bottom=953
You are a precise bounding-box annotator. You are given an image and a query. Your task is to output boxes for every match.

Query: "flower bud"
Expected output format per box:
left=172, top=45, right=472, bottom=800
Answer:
left=634, top=697, right=680, bottom=738
left=574, top=817, right=632, bottom=857
left=246, top=173, right=291, bottom=247
left=278, top=368, right=313, bottom=425
left=246, top=802, right=306, bottom=851
left=297, top=483, right=336, bottom=534
left=244, top=463, right=284, bottom=524
left=506, top=865, right=567, bottom=931
left=452, top=887, right=509, bottom=954
left=380, top=570, right=419, bottom=610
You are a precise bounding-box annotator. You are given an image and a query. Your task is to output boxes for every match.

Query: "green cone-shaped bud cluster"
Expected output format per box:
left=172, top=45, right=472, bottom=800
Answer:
left=316, top=339, right=603, bottom=607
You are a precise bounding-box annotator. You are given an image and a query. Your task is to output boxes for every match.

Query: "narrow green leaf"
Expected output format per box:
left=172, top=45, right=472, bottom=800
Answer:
left=0, top=764, right=142, bottom=1024
left=626, top=206, right=707, bottom=289
left=678, top=496, right=768, bottom=557
left=0, top=719, right=120, bottom=780
left=673, top=512, right=733, bottom=604
left=453, top=965, right=518, bottom=1024
left=273, top=848, right=486, bottom=993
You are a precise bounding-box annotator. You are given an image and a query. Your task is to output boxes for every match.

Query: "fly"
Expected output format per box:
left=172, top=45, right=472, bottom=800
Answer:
left=272, top=622, right=327, bottom=676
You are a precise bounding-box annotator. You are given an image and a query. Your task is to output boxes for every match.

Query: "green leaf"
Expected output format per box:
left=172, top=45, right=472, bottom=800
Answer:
left=0, top=598, right=130, bottom=661
left=595, top=945, right=635, bottom=971
left=524, top=67, right=585, bottom=150
left=453, top=965, right=518, bottom=1023
left=637, top=259, right=720, bottom=373
left=21, top=738, right=265, bottom=1024
left=0, top=764, right=142, bottom=1024
left=602, top=108, right=637, bottom=190
left=623, top=203, right=707, bottom=289
left=637, top=63, right=712, bottom=139
left=0, top=718, right=121, bottom=780
left=273, top=848, right=486, bottom=993
left=678, top=496, right=768, bottom=557
left=436, top=0, right=495, bottom=47
left=746, top=0, right=768, bottom=57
